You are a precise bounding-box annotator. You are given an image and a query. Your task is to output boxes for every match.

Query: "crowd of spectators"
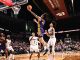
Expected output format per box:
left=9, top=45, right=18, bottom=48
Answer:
left=0, top=32, right=80, bottom=55
left=11, top=39, right=80, bottom=54
left=12, top=39, right=80, bottom=54
left=55, top=40, right=80, bottom=52
left=12, top=40, right=30, bottom=54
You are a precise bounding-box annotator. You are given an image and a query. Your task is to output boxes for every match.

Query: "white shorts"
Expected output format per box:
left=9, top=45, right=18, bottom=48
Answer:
left=30, top=45, right=39, bottom=52
left=6, top=46, right=14, bottom=52
left=48, top=37, right=56, bottom=48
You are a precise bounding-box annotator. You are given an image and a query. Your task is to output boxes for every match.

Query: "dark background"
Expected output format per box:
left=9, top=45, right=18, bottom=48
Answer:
left=0, top=0, right=80, bottom=33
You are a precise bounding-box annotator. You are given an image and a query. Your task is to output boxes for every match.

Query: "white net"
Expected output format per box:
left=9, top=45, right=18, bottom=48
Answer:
left=12, top=5, right=21, bottom=14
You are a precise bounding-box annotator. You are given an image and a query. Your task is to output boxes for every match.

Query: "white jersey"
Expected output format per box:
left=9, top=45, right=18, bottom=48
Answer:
left=48, top=27, right=55, bottom=38
left=48, top=27, right=56, bottom=55
left=6, top=39, right=14, bottom=51
left=6, top=39, right=12, bottom=48
left=29, top=36, right=39, bottom=46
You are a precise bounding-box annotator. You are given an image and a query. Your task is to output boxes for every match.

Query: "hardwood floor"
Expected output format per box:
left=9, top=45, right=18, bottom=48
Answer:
left=0, top=51, right=80, bottom=60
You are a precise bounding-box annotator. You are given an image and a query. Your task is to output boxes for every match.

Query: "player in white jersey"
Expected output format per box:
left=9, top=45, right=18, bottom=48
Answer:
left=48, top=22, right=56, bottom=54
left=6, top=35, right=15, bottom=60
left=29, top=32, right=40, bottom=60
left=43, top=22, right=56, bottom=60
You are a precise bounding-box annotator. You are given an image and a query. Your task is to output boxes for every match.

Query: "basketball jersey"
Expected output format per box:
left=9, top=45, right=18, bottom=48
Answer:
left=48, top=27, right=55, bottom=38
left=0, top=36, right=6, bottom=50
left=29, top=36, right=39, bottom=46
left=6, top=39, right=11, bottom=48
left=40, top=20, right=45, bottom=34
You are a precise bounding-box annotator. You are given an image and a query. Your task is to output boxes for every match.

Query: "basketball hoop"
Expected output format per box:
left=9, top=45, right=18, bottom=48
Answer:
left=11, top=5, right=21, bottom=18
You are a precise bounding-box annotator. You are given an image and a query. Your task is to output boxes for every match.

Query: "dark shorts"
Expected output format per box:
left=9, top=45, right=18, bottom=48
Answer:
left=0, top=43, right=6, bottom=51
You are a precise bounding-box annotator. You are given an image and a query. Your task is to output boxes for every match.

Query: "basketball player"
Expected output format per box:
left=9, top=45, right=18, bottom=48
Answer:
left=6, top=35, right=15, bottom=60
left=44, top=22, right=56, bottom=60
left=34, top=16, right=47, bottom=51
left=29, top=32, right=40, bottom=60
left=27, top=5, right=47, bottom=52
left=33, top=13, right=46, bottom=36
left=0, top=33, right=6, bottom=57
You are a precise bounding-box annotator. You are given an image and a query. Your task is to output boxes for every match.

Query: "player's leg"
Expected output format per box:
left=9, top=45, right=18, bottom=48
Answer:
left=40, top=43, right=47, bottom=52
left=5, top=49, right=8, bottom=60
left=47, top=38, right=55, bottom=60
left=29, top=51, right=33, bottom=60
left=43, top=42, right=47, bottom=51
left=29, top=45, right=34, bottom=60
left=37, top=52, right=40, bottom=60
left=52, top=38, right=56, bottom=55
left=11, top=49, right=15, bottom=60
left=51, top=38, right=56, bottom=60
left=43, top=47, right=48, bottom=55
left=43, top=39, right=50, bottom=55
left=8, top=51, right=15, bottom=60
left=7, top=47, right=15, bottom=60
left=7, top=50, right=11, bottom=60
left=39, top=36, right=48, bottom=53
left=35, top=46, right=40, bottom=60
left=51, top=45, right=55, bottom=60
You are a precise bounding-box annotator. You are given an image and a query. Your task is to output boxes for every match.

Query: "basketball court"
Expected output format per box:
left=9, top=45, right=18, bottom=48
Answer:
left=0, top=51, right=80, bottom=60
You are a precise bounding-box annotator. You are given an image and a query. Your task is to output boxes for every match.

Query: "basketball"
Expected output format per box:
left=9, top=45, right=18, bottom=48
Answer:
left=27, top=5, right=32, bottom=11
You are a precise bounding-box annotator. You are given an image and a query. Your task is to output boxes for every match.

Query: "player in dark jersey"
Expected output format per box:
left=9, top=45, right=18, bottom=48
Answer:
left=0, top=33, right=7, bottom=58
